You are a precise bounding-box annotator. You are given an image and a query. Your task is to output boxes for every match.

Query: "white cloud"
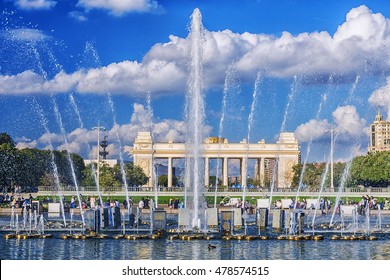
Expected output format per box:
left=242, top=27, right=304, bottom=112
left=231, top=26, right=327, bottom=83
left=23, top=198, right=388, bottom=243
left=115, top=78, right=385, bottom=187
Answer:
left=295, top=119, right=331, bottom=143
left=16, top=140, right=37, bottom=149
left=3, top=5, right=390, bottom=96
left=15, top=0, right=56, bottom=10
left=332, top=105, right=368, bottom=141
left=68, top=11, right=88, bottom=22
left=369, top=76, right=390, bottom=120
left=294, top=105, right=368, bottom=143
left=16, top=103, right=212, bottom=159
left=77, top=0, right=162, bottom=16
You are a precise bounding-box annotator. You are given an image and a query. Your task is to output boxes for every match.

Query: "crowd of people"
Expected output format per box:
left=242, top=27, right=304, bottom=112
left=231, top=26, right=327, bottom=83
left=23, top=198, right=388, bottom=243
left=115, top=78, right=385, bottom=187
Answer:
left=270, top=195, right=390, bottom=215
left=357, top=195, right=390, bottom=214
left=2, top=190, right=390, bottom=215
left=167, top=198, right=184, bottom=209
left=0, top=192, right=34, bottom=210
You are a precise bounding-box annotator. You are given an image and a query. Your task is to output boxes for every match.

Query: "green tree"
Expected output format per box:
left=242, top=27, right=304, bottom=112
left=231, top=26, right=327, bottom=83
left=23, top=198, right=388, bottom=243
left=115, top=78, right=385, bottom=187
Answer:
left=349, top=151, right=390, bottom=187
left=0, top=142, right=18, bottom=189
left=157, top=174, right=179, bottom=187
left=113, top=163, right=148, bottom=186
left=0, top=133, right=15, bottom=147
left=99, top=162, right=119, bottom=190
left=82, top=163, right=97, bottom=186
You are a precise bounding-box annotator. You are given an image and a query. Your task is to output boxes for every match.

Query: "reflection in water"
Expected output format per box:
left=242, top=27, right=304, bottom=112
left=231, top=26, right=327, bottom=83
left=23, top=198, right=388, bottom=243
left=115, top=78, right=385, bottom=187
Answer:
left=1, top=237, right=389, bottom=260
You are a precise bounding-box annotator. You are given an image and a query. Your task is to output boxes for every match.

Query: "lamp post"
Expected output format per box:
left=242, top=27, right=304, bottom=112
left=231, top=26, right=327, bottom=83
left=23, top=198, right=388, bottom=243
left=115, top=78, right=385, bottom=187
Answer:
left=325, top=128, right=336, bottom=192
left=92, top=123, right=106, bottom=190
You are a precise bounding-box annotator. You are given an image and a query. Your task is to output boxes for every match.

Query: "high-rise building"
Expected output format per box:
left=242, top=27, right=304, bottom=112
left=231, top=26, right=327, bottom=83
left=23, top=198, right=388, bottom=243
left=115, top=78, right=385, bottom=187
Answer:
left=368, top=107, right=390, bottom=152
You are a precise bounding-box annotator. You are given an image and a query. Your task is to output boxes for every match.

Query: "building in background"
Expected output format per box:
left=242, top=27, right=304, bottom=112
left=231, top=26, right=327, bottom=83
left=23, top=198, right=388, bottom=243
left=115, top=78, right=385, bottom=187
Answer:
left=369, top=108, right=390, bottom=152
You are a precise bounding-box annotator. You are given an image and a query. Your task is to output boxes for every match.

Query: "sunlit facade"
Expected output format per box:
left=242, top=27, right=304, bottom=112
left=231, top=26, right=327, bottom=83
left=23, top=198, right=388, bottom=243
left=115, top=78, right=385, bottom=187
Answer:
left=369, top=108, right=390, bottom=152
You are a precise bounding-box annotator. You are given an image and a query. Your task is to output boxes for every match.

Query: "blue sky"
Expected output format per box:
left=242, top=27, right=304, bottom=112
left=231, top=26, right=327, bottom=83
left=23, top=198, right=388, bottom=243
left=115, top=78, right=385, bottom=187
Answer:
left=1, top=0, right=390, bottom=165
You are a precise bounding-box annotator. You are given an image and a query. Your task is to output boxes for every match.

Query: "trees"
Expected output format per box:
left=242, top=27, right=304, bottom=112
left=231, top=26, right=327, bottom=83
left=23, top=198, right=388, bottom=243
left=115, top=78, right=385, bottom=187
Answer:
left=349, top=151, right=390, bottom=187
left=0, top=133, right=15, bottom=147
left=157, top=174, right=179, bottom=187
left=291, top=163, right=324, bottom=190
left=0, top=141, right=18, bottom=190
left=0, top=133, right=88, bottom=190
left=291, top=162, right=346, bottom=191
left=82, top=163, right=97, bottom=186
left=99, top=162, right=119, bottom=190
left=81, top=162, right=149, bottom=189
left=290, top=151, right=390, bottom=190
left=113, top=162, right=148, bottom=187
left=0, top=132, right=151, bottom=190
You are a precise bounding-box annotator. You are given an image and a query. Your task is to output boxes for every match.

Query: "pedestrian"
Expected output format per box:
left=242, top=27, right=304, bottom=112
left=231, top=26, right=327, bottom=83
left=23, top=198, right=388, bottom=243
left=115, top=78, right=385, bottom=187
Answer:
left=138, top=198, right=144, bottom=209
left=326, top=198, right=332, bottom=213
left=144, top=197, right=150, bottom=209
left=70, top=195, right=75, bottom=208
left=173, top=198, right=179, bottom=209
left=320, top=198, right=325, bottom=215
left=90, top=195, right=96, bottom=209
left=11, top=197, right=16, bottom=208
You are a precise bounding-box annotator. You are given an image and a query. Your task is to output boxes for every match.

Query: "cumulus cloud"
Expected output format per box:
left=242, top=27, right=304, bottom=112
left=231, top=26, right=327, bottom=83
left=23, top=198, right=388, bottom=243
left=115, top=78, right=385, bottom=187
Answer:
left=295, top=105, right=368, bottom=144
left=16, top=140, right=37, bottom=149
left=77, top=0, right=162, bottom=16
left=16, top=103, right=212, bottom=159
left=369, top=76, right=390, bottom=119
left=15, top=0, right=56, bottom=10
left=332, top=105, right=368, bottom=141
left=2, top=5, right=390, bottom=96
left=295, top=119, right=331, bottom=143
left=68, top=11, right=88, bottom=22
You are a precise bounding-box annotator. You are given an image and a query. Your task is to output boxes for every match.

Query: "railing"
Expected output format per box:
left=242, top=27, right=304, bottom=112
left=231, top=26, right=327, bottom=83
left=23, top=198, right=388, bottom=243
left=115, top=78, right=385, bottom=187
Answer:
left=38, top=185, right=185, bottom=193
left=37, top=185, right=390, bottom=194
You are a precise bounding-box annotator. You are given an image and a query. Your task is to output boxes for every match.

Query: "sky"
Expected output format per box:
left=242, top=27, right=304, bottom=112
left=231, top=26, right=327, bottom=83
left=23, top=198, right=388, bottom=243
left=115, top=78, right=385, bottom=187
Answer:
left=1, top=0, right=390, bottom=169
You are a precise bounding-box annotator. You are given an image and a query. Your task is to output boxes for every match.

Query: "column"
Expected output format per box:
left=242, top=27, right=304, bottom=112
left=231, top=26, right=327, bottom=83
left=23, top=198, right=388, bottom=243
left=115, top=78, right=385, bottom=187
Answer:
left=168, top=157, right=173, bottom=188
left=223, top=157, right=228, bottom=186
left=204, top=157, right=210, bottom=186
left=259, top=158, right=265, bottom=186
left=241, top=157, right=247, bottom=187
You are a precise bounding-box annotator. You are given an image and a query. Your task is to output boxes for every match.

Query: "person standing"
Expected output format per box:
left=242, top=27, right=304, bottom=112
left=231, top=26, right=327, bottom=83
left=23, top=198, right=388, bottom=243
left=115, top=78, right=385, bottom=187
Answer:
left=173, top=198, right=179, bottom=209
left=138, top=198, right=144, bottom=209
left=90, top=195, right=96, bottom=209
left=70, top=195, right=75, bottom=208
left=144, top=197, right=150, bottom=209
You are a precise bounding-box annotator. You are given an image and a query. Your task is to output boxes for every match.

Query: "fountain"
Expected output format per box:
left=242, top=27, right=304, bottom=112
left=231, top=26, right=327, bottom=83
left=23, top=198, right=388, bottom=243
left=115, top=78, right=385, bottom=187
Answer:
left=213, top=63, right=237, bottom=207
left=185, top=8, right=206, bottom=229
left=2, top=6, right=390, bottom=262
left=69, top=93, right=103, bottom=208
left=243, top=71, right=263, bottom=207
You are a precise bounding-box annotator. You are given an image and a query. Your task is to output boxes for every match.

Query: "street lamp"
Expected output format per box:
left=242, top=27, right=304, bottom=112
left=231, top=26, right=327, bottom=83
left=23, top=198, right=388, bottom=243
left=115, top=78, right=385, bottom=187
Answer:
left=92, top=123, right=106, bottom=189
left=325, top=128, right=337, bottom=192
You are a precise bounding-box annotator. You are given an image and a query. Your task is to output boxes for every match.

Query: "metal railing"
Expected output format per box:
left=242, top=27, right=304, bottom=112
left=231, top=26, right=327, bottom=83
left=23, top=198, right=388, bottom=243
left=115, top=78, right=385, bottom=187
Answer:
left=37, top=185, right=390, bottom=194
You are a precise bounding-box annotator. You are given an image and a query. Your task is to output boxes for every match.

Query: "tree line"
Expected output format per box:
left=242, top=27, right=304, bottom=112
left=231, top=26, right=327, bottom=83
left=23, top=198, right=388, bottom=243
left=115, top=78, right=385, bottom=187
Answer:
left=291, top=150, right=390, bottom=190
left=0, top=133, right=147, bottom=192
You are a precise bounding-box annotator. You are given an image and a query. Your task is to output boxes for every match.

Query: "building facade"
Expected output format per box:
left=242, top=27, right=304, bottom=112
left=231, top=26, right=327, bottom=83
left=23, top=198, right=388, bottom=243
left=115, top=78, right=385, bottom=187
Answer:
left=369, top=108, right=390, bottom=152
left=131, top=131, right=300, bottom=188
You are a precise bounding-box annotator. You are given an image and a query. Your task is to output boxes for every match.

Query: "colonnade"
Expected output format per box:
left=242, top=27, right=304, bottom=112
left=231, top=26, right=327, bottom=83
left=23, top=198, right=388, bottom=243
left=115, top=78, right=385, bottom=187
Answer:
left=131, top=132, right=299, bottom=189
left=159, top=156, right=270, bottom=188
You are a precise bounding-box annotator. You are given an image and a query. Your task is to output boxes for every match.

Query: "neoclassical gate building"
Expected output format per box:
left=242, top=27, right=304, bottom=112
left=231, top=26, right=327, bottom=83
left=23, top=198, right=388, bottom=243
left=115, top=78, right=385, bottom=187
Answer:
left=131, top=131, right=300, bottom=188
